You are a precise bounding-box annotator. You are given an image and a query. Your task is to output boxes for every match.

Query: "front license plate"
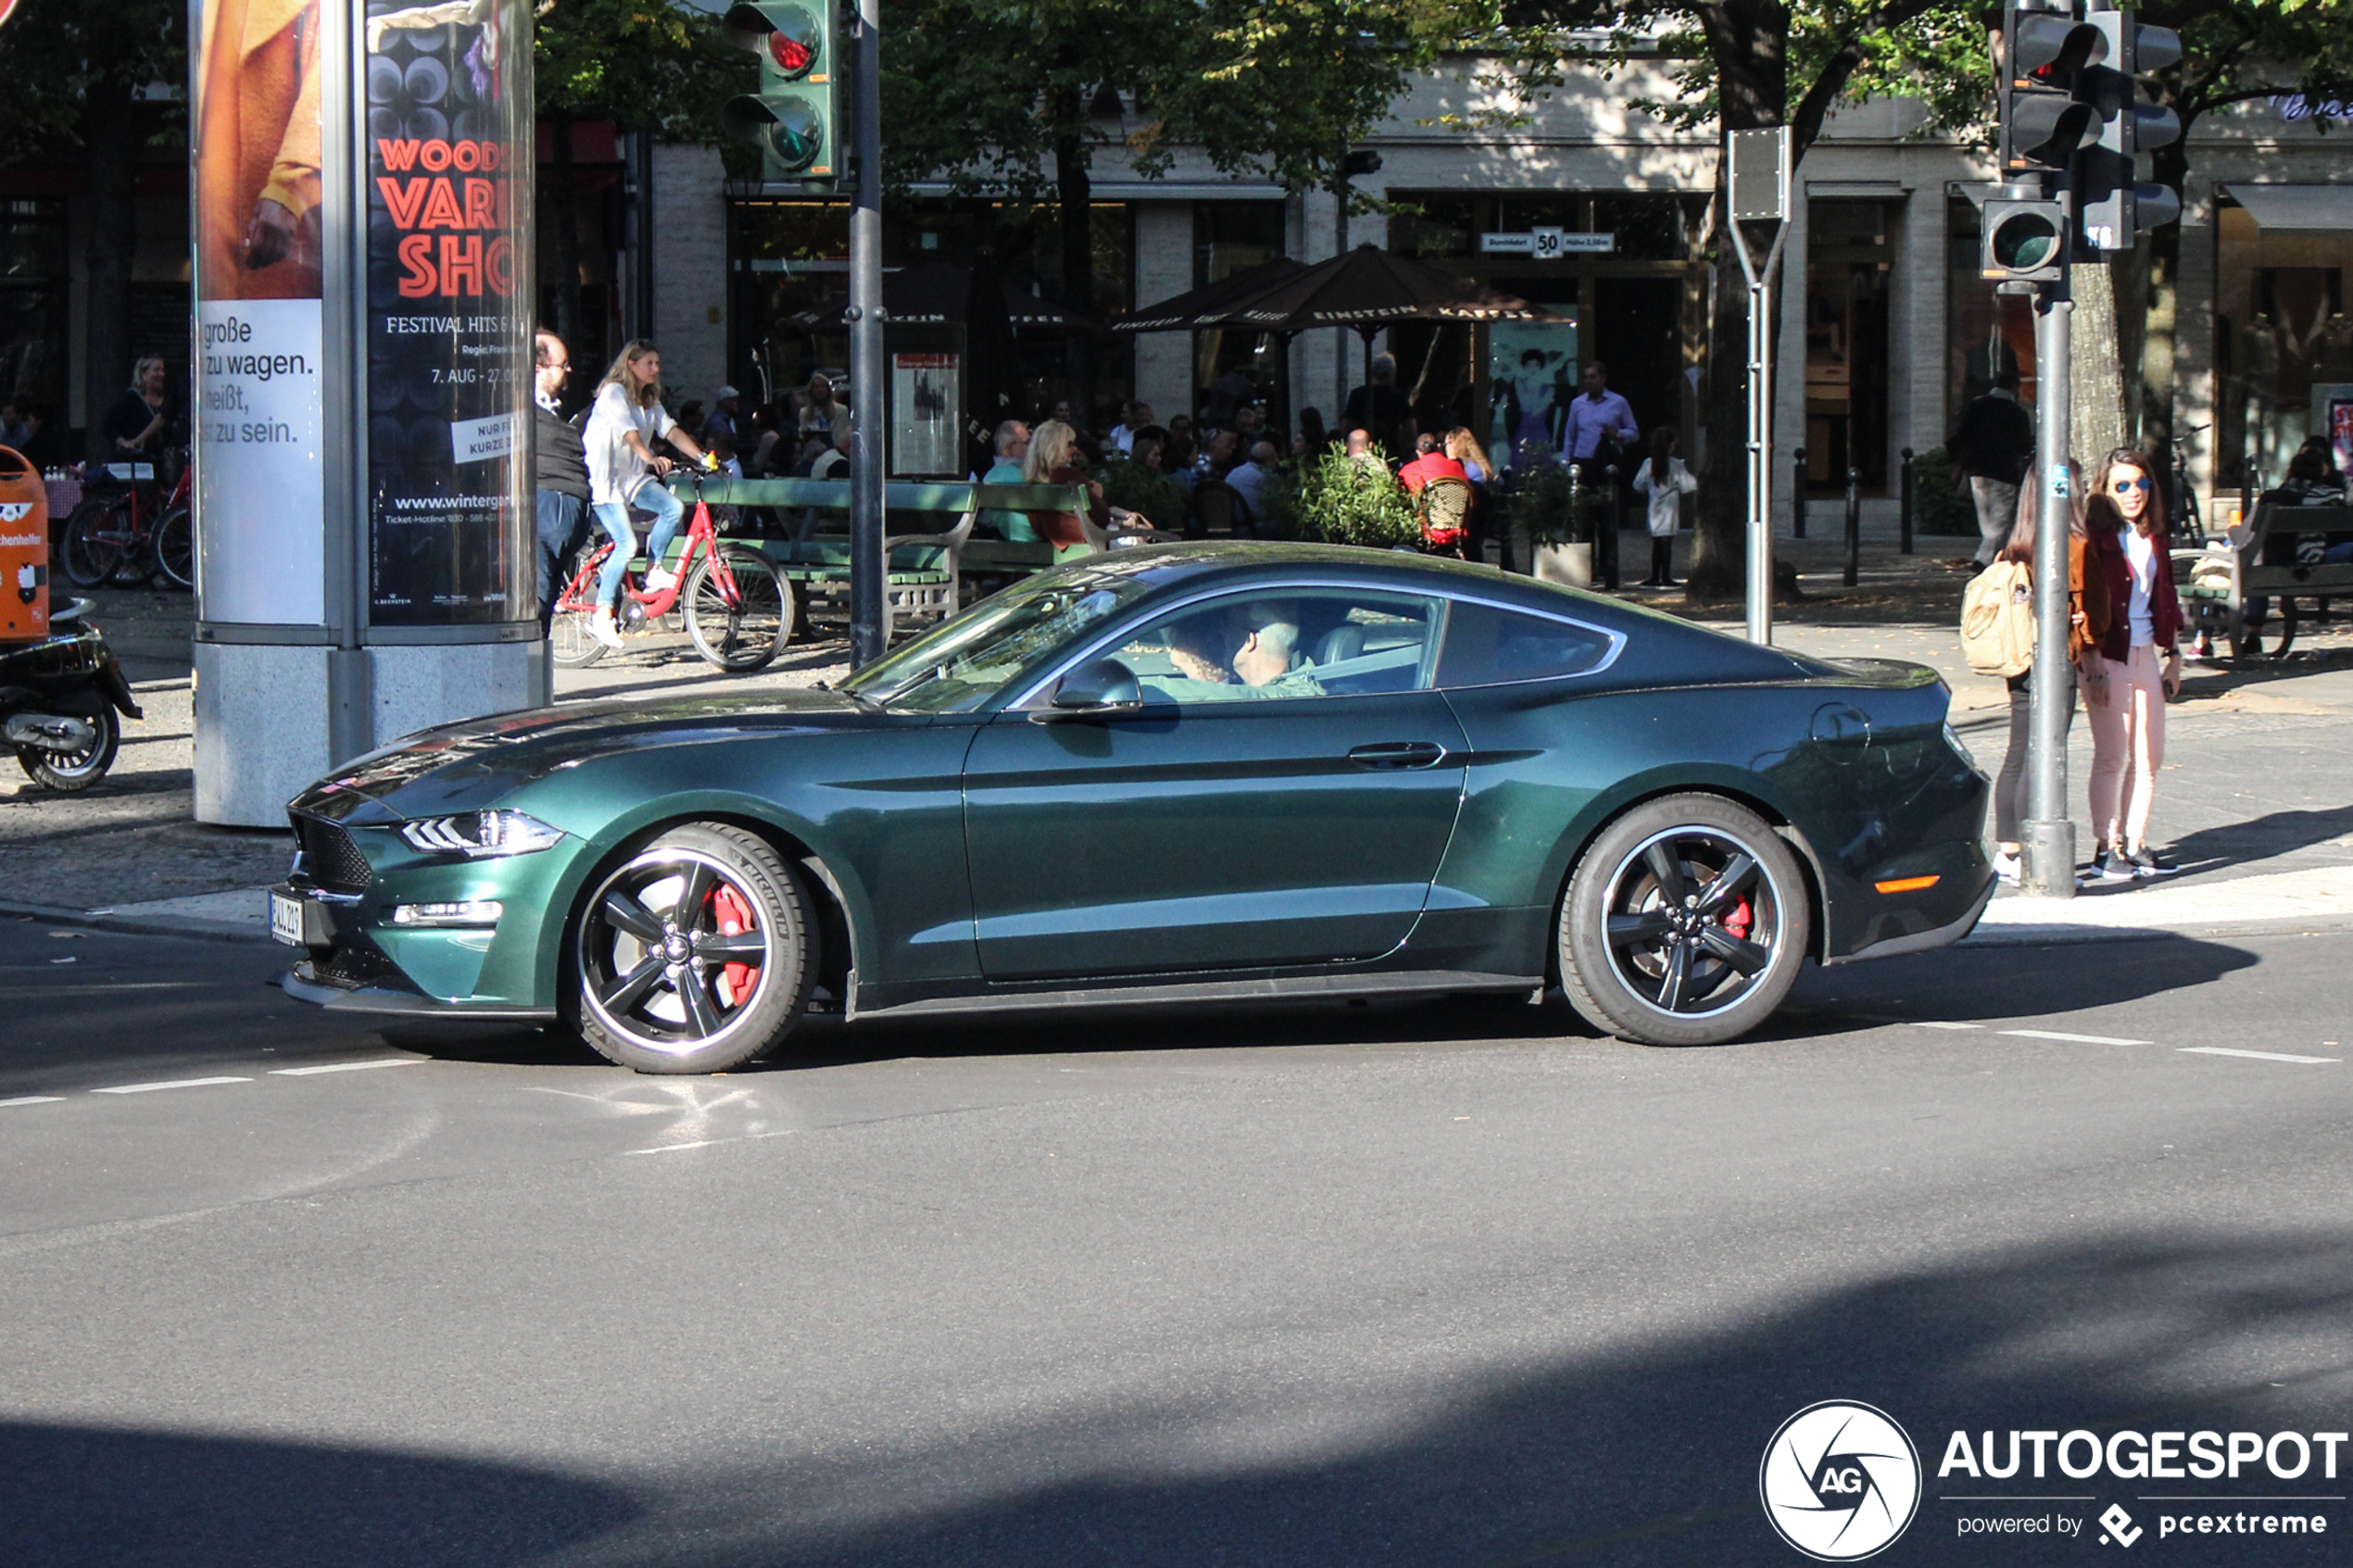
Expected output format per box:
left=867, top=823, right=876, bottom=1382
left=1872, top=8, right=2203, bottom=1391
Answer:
left=270, top=891, right=306, bottom=947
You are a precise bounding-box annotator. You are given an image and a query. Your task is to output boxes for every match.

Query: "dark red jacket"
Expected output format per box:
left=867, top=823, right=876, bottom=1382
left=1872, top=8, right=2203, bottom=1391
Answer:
left=2086, top=520, right=2183, bottom=660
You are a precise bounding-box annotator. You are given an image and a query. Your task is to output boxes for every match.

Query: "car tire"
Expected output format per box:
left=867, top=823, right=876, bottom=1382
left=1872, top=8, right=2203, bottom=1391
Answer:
left=569, top=822, right=814, bottom=1074
left=1557, top=793, right=1809, bottom=1047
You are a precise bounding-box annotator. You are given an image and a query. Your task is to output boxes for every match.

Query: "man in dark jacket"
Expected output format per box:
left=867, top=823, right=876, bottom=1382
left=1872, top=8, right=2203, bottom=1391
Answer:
left=533, top=329, right=592, bottom=630
left=1951, top=369, right=2036, bottom=567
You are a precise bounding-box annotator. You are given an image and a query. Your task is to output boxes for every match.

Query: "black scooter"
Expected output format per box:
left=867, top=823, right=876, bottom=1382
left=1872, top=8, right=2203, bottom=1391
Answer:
left=1, top=599, right=142, bottom=791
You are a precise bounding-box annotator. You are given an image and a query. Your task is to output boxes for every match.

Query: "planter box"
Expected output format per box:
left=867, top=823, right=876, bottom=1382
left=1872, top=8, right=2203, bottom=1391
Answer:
left=1532, top=540, right=1593, bottom=587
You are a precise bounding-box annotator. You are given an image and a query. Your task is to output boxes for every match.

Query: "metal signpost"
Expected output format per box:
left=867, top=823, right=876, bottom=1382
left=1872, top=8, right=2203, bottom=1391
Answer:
left=1726, top=127, right=1792, bottom=646
left=847, top=0, right=886, bottom=666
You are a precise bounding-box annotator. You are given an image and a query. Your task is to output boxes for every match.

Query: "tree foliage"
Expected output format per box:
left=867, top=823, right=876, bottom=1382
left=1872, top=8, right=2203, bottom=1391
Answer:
left=533, top=0, right=751, bottom=149
left=0, top=0, right=185, bottom=164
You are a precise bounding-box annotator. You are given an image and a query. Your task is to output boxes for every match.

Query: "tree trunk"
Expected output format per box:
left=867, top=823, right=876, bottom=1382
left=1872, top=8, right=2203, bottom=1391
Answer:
left=2070, top=261, right=2128, bottom=463
left=1054, top=128, right=1094, bottom=434
left=547, top=110, right=584, bottom=376
left=82, top=78, right=136, bottom=462
left=1690, top=203, right=1753, bottom=598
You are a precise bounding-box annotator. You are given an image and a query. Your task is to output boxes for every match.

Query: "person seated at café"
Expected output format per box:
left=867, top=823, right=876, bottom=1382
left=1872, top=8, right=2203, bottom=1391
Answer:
left=1397, top=431, right=1468, bottom=494
left=1141, top=601, right=1326, bottom=702
left=980, top=419, right=1037, bottom=543
left=1343, top=428, right=1394, bottom=479
left=1225, top=439, right=1280, bottom=533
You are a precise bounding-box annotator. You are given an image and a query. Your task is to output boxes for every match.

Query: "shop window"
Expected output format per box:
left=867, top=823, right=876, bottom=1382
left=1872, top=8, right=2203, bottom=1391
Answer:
left=0, top=199, right=68, bottom=411
left=2216, top=200, right=2353, bottom=486
left=1805, top=200, right=1894, bottom=492
left=1193, top=201, right=1286, bottom=424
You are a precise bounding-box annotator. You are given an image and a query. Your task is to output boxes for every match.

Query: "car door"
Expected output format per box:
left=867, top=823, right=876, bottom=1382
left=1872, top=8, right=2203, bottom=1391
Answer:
left=961, top=585, right=1468, bottom=982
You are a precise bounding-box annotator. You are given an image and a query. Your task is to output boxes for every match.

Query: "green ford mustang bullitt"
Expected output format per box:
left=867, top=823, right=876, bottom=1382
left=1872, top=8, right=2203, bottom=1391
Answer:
left=273, top=544, right=1993, bottom=1073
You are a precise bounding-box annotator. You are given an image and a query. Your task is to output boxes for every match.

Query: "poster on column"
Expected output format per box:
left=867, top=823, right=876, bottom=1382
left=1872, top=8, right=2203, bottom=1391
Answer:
left=363, top=0, right=534, bottom=625
left=192, top=0, right=327, bottom=625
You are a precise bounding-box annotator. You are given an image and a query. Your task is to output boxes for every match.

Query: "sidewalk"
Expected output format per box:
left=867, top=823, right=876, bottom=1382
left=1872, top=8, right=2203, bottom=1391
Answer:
left=7, top=533, right=2350, bottom=947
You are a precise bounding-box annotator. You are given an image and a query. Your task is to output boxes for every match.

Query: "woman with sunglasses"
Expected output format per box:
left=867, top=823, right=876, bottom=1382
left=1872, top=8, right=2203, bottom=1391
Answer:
left=2083, top=448, right=2185, bottom=881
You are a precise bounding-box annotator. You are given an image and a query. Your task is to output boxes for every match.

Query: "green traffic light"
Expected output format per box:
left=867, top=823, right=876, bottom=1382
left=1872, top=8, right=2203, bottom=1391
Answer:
left=1992, top=212, right=2058, bottom=270
left=762, top=98, right=824, bottom=171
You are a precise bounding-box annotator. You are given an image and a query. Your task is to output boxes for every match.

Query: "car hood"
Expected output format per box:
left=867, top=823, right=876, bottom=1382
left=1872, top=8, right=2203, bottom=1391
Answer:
left=288, top=687, right=900, bottom=823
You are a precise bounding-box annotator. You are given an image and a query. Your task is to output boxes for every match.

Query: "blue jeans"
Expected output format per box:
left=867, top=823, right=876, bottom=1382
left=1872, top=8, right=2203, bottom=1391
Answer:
left=535, top=490, right=587, bottom=629
left=591, top=484, right=685, bottom=611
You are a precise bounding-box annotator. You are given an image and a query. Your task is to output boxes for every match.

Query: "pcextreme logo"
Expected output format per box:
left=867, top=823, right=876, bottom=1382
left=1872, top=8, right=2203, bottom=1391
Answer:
left=1760, top=1400, right=1923, bottom=1561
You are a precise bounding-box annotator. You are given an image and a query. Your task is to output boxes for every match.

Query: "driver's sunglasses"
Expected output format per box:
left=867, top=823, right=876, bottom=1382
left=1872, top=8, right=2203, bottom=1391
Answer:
left=2111, top=477, right=2151, bottom=492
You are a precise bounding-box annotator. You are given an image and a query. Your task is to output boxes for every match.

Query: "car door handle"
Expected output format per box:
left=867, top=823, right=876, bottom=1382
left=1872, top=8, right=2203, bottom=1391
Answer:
left=1347, top=741, right=1449, bottom=770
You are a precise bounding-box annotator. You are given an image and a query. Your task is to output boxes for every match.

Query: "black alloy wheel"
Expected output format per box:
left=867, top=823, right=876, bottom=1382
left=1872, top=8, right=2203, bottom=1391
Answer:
left=1559, top=793, right=1809, bottom=1047
left=570, top=822, right=813, bottom=1073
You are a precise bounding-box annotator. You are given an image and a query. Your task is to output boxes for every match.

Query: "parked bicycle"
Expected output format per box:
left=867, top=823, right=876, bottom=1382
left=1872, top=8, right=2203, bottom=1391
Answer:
left=61, top=457, right=191, bottom=590
left=549, top=473, right=791, bottom=671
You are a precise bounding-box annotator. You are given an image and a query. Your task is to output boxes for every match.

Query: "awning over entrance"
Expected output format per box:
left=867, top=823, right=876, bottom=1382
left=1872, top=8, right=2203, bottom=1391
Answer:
left=2223, top=184, right=2353, bottom=235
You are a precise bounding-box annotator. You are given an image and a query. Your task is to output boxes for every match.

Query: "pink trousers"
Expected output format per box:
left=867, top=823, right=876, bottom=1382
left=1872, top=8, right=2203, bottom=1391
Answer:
left=2085, top=644, right=2167, bottom=847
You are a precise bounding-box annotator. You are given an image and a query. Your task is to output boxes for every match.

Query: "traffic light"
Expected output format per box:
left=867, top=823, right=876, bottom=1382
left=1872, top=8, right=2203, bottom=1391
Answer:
left=722, top=2, right=838, bottom=185
left=1982, top=193, right=2067, bottom=283
left=2071, top=12, right=2182, bottom=252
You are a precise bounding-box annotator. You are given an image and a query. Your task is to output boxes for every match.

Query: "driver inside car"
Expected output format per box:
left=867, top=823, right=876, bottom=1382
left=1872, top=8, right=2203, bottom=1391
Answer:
left=1141, top=600, right=1327, bottom=702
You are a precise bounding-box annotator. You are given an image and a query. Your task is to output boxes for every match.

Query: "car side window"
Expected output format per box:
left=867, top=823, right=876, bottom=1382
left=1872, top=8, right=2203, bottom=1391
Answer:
left=1112, top=589, right=1440, bottom=705
left=1436, top=600, right=1617, bottom=688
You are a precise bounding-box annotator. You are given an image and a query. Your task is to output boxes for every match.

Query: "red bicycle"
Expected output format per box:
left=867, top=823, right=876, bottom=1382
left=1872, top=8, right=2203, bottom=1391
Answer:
left=550, top=480, right=792, bottom=671
left=62, top=458, right=193, bottom=590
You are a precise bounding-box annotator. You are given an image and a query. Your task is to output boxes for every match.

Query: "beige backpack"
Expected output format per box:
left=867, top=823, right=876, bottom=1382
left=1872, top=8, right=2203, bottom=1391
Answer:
left=1960, top=559, right=2036, bottom=677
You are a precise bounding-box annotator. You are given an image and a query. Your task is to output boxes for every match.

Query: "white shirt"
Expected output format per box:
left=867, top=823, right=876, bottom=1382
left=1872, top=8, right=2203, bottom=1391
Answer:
left=1632, top=457, right=1698, bottom=537
left=584, top=383, right=675, bottom=507
left=2121, top=524, right=2156, bottom=646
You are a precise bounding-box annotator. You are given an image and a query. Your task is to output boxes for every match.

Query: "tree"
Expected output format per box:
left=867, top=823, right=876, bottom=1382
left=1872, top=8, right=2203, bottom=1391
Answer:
left=0, top=0, right=185, bottom=456
left=1491, top=0, right=1965, bottom=598
left=879, top=0, right=1470, bottom=423
left=533, top=0, right=752, bottom=357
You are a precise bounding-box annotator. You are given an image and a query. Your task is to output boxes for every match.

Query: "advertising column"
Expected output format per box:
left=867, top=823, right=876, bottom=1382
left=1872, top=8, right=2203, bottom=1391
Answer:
left=362, top=0, right=533, bottom=627
left=191, top=0, right=339, bottom=823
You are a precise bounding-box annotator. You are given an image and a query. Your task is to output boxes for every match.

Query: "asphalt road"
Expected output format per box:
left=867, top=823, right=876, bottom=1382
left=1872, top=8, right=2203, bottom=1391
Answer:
left=4, top=918, right=2348, bottom=1566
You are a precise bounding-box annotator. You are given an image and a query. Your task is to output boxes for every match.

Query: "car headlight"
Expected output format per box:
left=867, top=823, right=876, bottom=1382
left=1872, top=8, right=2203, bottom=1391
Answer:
left=397, top=809, right=564, bottom=858
left=1943, top=721, right=1979, bottom=771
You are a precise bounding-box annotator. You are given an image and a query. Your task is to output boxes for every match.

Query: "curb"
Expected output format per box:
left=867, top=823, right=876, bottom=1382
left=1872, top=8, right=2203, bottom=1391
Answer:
left=1961, top=913, right=2353, bottom=947
left=0, top=898, right=273, bottom=945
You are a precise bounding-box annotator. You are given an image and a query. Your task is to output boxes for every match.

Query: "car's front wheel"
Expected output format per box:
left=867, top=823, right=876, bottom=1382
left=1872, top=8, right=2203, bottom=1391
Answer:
left=570, top=822, right=813, bottom=1074
left=1558, top=793, right=1809, bottom=1047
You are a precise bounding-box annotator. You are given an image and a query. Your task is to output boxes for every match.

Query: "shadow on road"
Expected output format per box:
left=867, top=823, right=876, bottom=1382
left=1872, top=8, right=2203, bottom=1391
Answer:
left=8, top=1233, right=2345, bottom=1565
left=1786, top=933, right=2261, bottom=1035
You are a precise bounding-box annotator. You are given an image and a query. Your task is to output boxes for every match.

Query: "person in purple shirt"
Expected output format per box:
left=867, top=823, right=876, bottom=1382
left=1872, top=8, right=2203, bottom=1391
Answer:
left=1559, top=360, right=1639, bottom=474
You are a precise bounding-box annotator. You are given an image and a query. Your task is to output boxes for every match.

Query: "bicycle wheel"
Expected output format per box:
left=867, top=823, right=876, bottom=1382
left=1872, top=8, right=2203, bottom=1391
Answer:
left=684, top=546, right=790, bottom=672
left=60, top=501, right=127, bottom=587
left=549, top=541, right=610, bottom=668
left=151, top=507, right=194, bottom=590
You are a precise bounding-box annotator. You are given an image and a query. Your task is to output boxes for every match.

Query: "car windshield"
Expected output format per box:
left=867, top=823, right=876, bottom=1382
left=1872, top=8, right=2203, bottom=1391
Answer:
left=838, top=564, right=1165, bottom=713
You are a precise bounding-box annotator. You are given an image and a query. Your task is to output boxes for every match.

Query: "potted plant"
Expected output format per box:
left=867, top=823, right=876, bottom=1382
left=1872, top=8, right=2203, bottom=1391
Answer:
left=1293, top=450, right=1420, bottom=549
left=1505, top=459, right=1592, bottom=584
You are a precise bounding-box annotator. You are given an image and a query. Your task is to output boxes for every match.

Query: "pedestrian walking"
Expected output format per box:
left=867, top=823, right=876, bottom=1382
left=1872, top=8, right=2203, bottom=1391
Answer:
left=1983, top=473, right=2108, bottom=886
left=531, top=329, right=590, bottom=632
left=1558, top=360, right=1638, bottom=481
left=2083, top=447, right=2186, bottom=881
left=583, top=340, right=708, bottom=651
left=1630, top=427, right=1697, bottom=588
left=1949, top=370, right=2035, bottom=568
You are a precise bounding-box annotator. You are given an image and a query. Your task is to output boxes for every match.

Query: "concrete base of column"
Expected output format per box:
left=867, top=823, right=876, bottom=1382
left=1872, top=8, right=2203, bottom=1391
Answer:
left=369, top=640, right=547, bottom=748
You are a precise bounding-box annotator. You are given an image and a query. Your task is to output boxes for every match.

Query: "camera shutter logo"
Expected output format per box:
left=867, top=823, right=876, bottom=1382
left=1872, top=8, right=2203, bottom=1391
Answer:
left=1759, top=1400, right=1922, bottom=1561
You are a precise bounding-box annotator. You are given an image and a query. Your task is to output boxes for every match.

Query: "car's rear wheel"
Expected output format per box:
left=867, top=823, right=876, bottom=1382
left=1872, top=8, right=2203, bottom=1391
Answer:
left=570, top=822, right=813, bottom=1074
left=1558, top=793, right=1809, bottom=1047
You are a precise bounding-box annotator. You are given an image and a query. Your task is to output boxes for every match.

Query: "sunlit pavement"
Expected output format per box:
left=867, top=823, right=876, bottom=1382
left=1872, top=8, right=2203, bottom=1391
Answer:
left=3, top=916, right=2346, bottom=1565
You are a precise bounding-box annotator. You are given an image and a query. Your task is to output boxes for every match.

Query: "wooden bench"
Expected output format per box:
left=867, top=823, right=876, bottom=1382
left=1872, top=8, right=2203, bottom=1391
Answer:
left=659, top=476, right=1092, bottom=638
left=2174, top=499, right=2353, bottom=659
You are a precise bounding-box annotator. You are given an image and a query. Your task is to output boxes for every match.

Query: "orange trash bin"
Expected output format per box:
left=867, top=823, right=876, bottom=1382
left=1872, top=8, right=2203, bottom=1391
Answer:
left=0, top=445, right=45, bottom=642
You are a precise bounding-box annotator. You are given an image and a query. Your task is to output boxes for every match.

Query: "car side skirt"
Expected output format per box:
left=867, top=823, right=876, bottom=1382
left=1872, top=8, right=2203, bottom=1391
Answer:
left=849, top=968, right=1546, bottom=1022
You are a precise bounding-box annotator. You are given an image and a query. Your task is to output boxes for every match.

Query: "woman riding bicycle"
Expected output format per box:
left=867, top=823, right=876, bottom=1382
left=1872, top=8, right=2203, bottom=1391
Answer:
left=584, top=340, right=708, bottom=650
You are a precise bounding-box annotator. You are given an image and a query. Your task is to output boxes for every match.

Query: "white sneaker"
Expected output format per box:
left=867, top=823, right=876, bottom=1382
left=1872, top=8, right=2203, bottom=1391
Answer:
left=588, top=609, right=624, bottom=650
left=644, top=566, right=678, bottom=595
left=1991, top=850, right=2020, bottom=886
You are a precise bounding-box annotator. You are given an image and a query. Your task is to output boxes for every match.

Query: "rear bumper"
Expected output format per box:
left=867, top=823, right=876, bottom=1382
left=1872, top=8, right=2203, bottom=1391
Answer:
left=1825, top=872, right=1997, bottom=964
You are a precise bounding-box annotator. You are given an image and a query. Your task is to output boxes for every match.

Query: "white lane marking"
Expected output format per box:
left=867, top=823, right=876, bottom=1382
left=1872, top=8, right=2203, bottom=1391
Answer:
left=0, top=1096, right=66, bottom=1108
left=1907, top=1021, right=1982, bottom=1031
left=2179, top=1047, right=2341, bottom=1065
left=269, top=1059, right=424, bottom=1077
left=1998, top=1029, right=2154, bottom=1047
left=90, top=1076, right=254, bottom=1095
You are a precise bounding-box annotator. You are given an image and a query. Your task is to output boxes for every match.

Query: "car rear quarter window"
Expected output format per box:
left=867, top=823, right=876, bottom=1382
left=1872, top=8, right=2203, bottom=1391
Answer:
left=1436, top=600, right=1618, bottom=688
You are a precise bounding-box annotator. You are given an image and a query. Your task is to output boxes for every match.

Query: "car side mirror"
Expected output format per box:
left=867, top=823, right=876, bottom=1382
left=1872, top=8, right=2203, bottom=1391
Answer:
left=1037, top=658, right=1141, bottom=721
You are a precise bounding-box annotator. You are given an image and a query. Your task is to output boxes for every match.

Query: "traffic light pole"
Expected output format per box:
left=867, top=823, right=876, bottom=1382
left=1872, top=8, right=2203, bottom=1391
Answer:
left=847, top=0, right=886, bottom=668
left=2020, top=279, right=2076, bottom=897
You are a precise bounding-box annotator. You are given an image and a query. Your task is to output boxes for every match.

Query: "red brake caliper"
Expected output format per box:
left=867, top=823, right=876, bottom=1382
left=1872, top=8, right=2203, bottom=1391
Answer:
left=1725, top=898, right=1753, bottom=940
left=710, top=884, right=761, bottom=1009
